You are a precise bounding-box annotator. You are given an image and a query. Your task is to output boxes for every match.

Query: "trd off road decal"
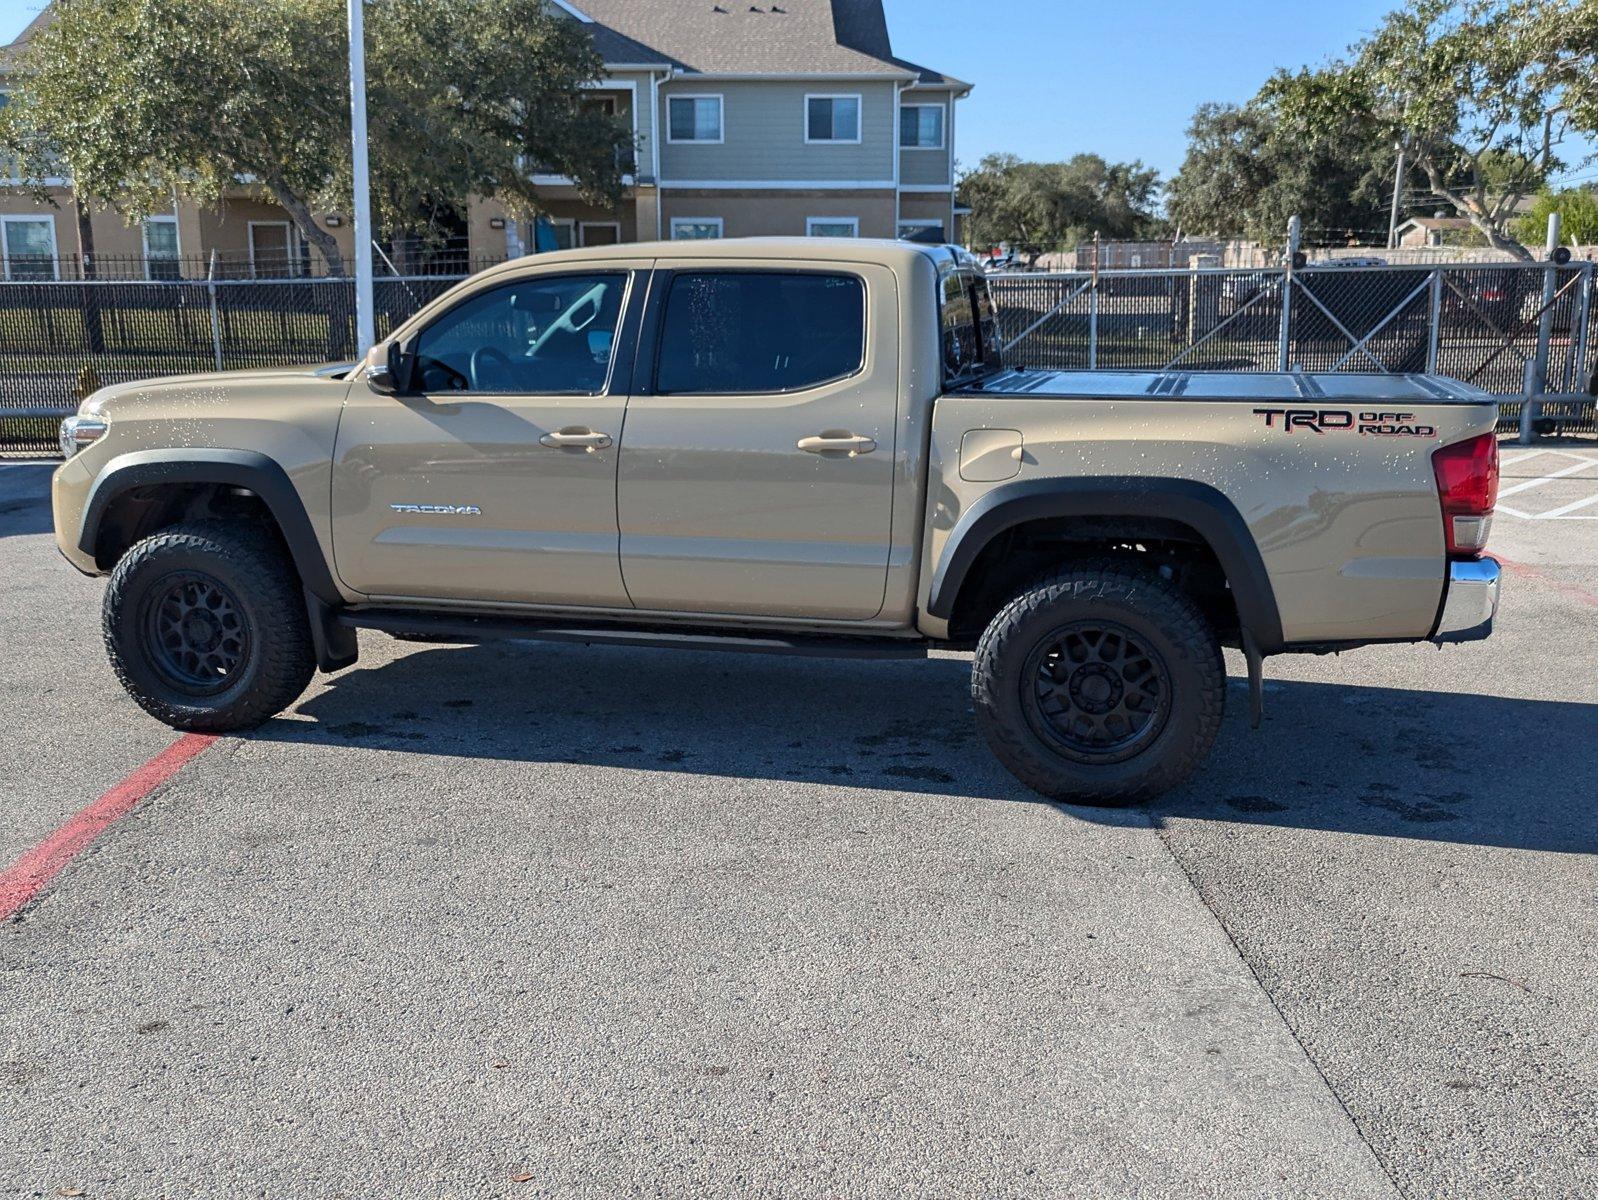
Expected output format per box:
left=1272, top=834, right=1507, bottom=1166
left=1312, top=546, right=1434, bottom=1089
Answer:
left=1252, top=409, right=1437, bottom=437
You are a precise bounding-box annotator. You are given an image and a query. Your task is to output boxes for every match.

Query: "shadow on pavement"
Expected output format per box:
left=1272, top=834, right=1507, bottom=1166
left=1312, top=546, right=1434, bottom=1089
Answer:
left=0, top=463, right=56, bottom=538
left=256, top=638, right=1596, bottom=856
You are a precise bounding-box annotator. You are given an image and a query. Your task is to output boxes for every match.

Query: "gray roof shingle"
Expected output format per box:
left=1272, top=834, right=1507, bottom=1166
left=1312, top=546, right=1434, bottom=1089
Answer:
left=572, top=0, right=967, bottom=86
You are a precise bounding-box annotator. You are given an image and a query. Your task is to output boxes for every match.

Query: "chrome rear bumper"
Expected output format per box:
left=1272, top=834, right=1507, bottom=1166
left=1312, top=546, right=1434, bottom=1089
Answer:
left=1432, top=557, right=1500, bottom=643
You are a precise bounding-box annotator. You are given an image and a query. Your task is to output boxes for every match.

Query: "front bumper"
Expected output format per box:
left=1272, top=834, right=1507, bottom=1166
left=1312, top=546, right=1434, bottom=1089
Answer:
left=1432, top=556, right=1500, bottom=643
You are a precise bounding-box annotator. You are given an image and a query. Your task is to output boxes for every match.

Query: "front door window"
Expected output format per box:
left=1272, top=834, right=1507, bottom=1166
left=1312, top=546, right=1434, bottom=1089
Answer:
left=413, top=273, right=627, bottom=396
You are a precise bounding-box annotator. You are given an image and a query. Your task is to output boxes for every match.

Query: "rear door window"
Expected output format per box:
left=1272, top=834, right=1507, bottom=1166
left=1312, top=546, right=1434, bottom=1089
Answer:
left=654, top=271, right=866, bottom=395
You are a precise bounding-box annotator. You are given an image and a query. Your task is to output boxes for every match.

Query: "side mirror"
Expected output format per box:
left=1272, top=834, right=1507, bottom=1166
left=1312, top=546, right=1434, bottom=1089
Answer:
left=365, top=341, right=412, bottom=395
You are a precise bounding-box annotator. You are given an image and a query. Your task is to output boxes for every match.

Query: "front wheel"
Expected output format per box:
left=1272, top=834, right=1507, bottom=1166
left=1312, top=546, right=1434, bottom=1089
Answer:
left=102, top=520, right=316, bottom=732
left=971, top=565, right=1225, bottom=806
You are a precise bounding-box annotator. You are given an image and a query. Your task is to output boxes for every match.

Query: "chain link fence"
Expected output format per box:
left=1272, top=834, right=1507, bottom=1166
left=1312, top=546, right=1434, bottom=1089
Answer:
left=0, top=275, right=464, bottom=456
left=990, top=261, right=1598, bottom=437
left=4, top=257, right=1596, bottom=457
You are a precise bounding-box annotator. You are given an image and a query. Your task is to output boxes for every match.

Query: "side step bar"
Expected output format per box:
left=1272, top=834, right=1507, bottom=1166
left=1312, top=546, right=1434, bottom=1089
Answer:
left=338, top=608, right=931, bottom=660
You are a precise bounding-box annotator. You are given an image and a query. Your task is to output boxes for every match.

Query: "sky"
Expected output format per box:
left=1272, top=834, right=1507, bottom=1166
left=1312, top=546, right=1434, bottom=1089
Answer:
left=0, top=0, right=1587, bottom=190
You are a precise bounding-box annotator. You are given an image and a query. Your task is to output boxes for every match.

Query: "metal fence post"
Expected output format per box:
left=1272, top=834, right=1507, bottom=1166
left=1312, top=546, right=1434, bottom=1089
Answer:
left=1571, top=261, right=1594, bottom=394
left=1523, top=213, right=1562, bottom=443
left=1088, top=232, right=1100, bottom=369
left=1426, top=267, right=1443, bottom=374
left=1278, top=216, right=1300, bottom=372
left=206, top=249, right=224, bottom=372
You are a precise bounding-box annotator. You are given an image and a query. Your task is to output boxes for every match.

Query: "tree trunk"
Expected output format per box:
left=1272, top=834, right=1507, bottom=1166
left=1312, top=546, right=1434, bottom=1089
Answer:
left=74, top=197, right=107, bottom=355
left=1416, top=154, right=1533, bottom=261
left=262, top=177, right=352, bottom=360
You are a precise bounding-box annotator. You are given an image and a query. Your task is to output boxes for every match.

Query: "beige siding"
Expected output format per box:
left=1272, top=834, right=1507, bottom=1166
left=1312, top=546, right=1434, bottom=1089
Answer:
left=662, top=190, right=896, bottom=239
left=660, top=80, right=898, bottom=184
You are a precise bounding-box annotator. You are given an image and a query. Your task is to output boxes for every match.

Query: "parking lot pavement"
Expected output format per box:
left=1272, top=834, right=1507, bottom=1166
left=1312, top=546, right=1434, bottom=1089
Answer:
left=0, top=464, right=181, bottom=866
left=2, top=450, right=1595, bottom=1198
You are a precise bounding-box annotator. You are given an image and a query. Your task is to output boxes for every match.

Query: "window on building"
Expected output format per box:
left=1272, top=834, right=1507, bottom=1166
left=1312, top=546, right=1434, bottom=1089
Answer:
left=898, top=221, right=946, bottom=243
left=142, top=216, right=181, bottom=280
left=899, top=105, right=945, bottom=149
left=414, top=273, right=628, bottom=395
left=806, top=218, right=859, bottom=239
left=1, top=215, right=58, bottom=280
left=806, top=95, right=861, bottom=143
left=667, top=95, right=723, bottom=143
left=671, top=218, right=724, bottom=240
left=655, top=272, right=865, bottom=395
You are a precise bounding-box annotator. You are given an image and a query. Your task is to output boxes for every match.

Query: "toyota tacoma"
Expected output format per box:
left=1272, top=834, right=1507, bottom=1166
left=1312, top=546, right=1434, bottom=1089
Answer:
left=52, top=240, right=1502, bottom=804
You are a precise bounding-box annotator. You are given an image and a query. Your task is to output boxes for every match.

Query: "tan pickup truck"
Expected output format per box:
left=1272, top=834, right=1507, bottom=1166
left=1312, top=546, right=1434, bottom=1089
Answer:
left=52, top=240, right=1502, bottom=804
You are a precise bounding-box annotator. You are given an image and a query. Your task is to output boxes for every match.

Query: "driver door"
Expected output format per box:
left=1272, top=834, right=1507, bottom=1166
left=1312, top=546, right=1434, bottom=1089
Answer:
left=332, top=265, right=644, bottom=607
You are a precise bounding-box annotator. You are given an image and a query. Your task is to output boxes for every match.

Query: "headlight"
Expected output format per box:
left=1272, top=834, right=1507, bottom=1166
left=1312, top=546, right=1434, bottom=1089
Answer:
left=59, top=414, right=108, bottom=459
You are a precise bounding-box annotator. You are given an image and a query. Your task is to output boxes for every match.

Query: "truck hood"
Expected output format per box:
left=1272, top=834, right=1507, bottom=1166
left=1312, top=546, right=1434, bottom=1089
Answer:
left=79, top=363, right=356, bottom=418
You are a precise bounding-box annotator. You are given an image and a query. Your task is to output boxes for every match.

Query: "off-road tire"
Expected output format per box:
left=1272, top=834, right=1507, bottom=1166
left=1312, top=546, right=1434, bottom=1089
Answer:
left=972, top=564, right=1225, bottom=806
left=103, top=520, right=315, bottom=732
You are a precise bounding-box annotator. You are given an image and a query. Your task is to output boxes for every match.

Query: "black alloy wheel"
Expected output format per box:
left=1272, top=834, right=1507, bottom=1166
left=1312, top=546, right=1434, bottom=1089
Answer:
left=1021, top=620, right=1172, bottom=764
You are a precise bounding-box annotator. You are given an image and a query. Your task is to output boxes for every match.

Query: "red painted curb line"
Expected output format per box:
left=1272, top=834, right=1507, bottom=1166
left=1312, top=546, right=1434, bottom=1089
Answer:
left=1495, top=555, right=1598, bottom=609
left=0, top=733, right=217, bottom=920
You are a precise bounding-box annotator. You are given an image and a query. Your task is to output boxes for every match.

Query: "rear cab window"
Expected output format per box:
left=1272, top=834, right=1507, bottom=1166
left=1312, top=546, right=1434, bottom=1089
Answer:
left=654, top=271, right=866, bottom=395
left=940, top=264, right=1001, bottom=388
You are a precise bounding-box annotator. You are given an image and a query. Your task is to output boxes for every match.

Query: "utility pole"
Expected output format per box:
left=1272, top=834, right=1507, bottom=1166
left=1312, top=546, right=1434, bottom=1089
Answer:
left=347, top=0, right=376, bottom=353
left=1386, top=143, right=1406, bottom=250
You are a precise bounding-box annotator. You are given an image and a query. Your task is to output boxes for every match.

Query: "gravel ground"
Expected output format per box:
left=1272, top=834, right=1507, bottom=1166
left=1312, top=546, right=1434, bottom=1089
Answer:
left=1, top=446, right=1594, bottom=1199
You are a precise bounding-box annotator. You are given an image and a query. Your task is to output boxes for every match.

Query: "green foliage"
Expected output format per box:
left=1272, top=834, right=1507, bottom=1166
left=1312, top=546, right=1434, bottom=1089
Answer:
left=1353, top=0, right=1598, bottom=258
left=1170, top=0, right=1598, bottom=258
left=1166, top=67, right=1393, bottom=244
left=0, top=0, right=630, bottom=273
left=1517, top=187, right=1598, bottom=246
left=958, top=152, right=1163, bottom=252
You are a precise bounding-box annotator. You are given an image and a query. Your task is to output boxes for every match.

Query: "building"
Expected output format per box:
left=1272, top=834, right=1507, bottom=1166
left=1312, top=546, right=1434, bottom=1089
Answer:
left=0, top=1, right=969, bottom=279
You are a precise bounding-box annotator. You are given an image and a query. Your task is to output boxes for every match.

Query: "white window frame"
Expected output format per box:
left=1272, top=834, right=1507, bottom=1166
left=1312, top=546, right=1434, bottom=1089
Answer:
left=666, top=94, right=725, bottom=145
left=0, top=214, right=59, bottom=280
left=804, top=94, right=863, bottom=145
left=141, top=215, right=182, bottom=280
left=578, top=221, right=623, bottom=247
left=897, top=220, right=944, bottom=240
left=806, top=217, right=860, bottom=238
left=670, top=217, right=725, bottom=240
left=899, top=103, right=946, bottom=150
left=247, top=220, right=296, bottom=277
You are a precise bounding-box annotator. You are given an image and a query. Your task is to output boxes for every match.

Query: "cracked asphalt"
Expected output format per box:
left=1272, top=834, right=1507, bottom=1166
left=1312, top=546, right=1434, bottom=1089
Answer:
left=1, top=449, right=1595, bottom=1199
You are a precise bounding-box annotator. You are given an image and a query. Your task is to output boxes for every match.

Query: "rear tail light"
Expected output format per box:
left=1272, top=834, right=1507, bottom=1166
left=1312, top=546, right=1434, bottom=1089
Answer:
left=1432, top=432, right=1499, bottom=558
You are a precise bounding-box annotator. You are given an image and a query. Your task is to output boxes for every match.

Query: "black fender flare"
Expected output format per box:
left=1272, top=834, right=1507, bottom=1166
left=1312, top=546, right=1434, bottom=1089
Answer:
left=925, top=476, right=1285, bottom=653
left=77, top=448, right=357, bottom=671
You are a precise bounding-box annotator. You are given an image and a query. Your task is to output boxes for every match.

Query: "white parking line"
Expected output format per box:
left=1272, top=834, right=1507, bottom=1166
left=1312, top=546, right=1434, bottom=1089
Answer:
left=1536, top=492, right=1598, bottom=520
left=1498, top=456, right=1598, bottom=499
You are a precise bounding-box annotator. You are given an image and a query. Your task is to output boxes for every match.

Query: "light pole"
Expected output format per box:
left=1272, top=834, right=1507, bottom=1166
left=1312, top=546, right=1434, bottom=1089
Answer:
left=1386, top=141, right=1406, bottom=251
left=347, top=0, right=375, bottom=353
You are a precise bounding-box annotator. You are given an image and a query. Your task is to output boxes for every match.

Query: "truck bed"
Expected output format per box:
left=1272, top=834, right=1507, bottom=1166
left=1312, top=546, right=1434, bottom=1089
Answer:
left=928, top=369, right=1500, bottom=646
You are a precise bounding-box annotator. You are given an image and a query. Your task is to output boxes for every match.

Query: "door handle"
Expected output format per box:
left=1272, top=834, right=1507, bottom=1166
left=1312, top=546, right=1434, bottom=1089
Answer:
left=797, top=433, right=877, bottom=456
left=540, top=428, right=613, bottom=451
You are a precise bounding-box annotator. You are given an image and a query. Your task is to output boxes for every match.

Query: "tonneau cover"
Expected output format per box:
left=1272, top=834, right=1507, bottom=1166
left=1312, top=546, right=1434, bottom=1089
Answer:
left=961, top=370, right=1496, bottom=404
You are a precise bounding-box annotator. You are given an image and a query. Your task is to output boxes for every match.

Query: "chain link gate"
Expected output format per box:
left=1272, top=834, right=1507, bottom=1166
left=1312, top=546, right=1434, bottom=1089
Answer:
left=992, top=260, right=1598, bottom=437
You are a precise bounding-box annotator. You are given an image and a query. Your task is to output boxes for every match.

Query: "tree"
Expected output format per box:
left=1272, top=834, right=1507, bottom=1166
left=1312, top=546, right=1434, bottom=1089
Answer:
left=1353, top=0, right=1598, bottom=259
left=0, top=0, right=631, bottom=277
left=1517, top=185, right=1598, bottom=246
left=1166, top=70, right=1393, bottom=244
left=959, top=152, right=1162, bottom=254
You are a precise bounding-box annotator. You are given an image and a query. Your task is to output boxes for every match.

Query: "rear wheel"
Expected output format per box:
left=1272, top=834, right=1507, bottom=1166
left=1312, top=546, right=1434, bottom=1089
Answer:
left=103, top=520, right=316, bottom=732
left=972, top=565, right=1225, bottom=806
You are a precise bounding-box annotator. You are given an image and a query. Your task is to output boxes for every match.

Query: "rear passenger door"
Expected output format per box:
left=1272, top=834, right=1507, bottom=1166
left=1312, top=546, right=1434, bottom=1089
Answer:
left=617, top=263, right=900, bottom=620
